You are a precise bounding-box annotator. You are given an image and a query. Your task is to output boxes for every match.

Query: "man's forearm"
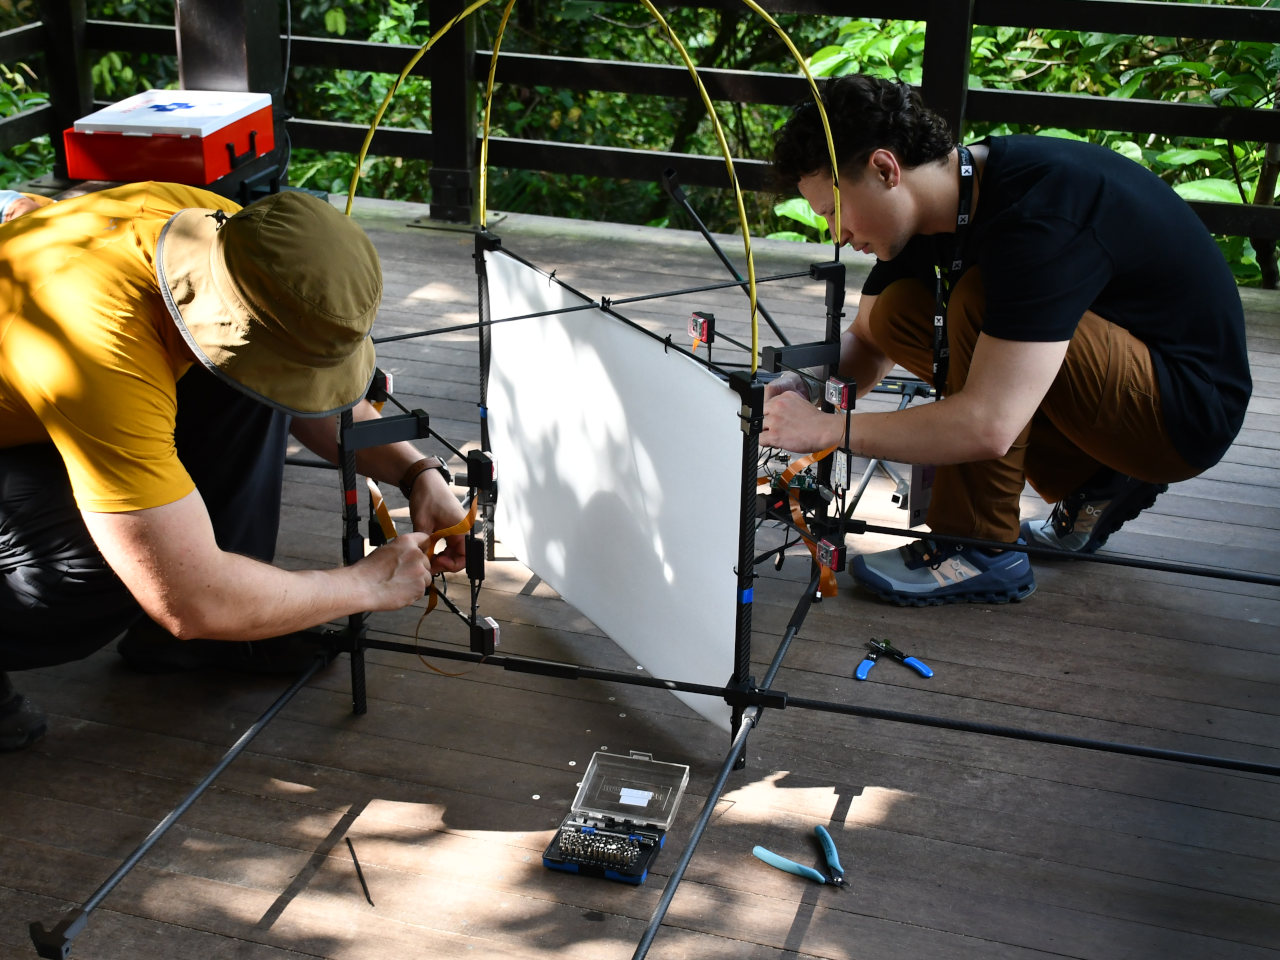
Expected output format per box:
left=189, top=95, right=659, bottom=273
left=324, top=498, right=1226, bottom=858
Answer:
left=83, top=490, right=434, bottom=642
left=290, top=400, right=444, bottom=489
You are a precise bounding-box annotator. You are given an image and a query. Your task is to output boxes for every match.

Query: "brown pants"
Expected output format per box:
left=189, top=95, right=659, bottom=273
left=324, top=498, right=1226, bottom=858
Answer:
left=867, top=270, right=1198, bottom=542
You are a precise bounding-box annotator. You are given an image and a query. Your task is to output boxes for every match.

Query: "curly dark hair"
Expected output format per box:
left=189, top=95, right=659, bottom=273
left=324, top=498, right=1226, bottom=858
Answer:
left=772, top=75, right=956, bottom=188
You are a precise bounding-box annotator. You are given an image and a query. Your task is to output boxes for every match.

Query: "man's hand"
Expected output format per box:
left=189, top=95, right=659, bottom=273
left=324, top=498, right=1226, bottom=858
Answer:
left=407, top=467, right=468, bottom=573
left=761, top=390, right=844, bottom=453
left=764, top=370, right=812, bottom=402
left=356, top=531, right=436, bottom=610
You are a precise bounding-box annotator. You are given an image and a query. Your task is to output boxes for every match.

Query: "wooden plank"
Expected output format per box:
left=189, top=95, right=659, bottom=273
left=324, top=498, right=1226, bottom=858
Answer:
left=3, top=198, right=1278, bottom=960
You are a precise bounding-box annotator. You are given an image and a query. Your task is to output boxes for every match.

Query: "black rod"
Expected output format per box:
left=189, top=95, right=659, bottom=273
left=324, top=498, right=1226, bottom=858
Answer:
left=631, top=573, right=821, bottom=960
left=371, top=269, right=813, bottom=345
left=782, top=695, right=1280, bottom=778
left=844, top=520, right=1280, bottom=588
left=729, top=373, right=765, bottom=750
left=606, top=271, right=811, bottom=307
left=338, top=407, right=369, bottom=716
left=632, top=702, right=756, bottom=960
left=29, top=657, right=327, bottom=959
left=661, top=167, right=790, bottom=346
left=363, top=637, right=1280, bottom=777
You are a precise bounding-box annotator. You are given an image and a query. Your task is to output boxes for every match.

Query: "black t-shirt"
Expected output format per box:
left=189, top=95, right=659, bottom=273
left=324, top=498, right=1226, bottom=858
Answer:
left=863, top=134, right=1252, bottom=470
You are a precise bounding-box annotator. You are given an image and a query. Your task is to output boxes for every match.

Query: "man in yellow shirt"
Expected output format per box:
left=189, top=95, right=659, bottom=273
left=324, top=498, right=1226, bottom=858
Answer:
left=0, top=182, right=467, bottom=749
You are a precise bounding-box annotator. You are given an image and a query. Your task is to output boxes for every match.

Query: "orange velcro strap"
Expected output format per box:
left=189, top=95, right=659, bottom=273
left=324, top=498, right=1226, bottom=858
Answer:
left=422, top=497, right=479, bottom=617
left=762, top=447, right=840, bottom=597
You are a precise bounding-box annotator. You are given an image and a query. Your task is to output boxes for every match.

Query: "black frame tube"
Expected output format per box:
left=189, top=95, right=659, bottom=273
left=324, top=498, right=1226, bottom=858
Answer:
left=843, top=519, right=1280, bottom=588
left=660, top=166, right=790, bottom=346
left=359, top=635, right=1280, bottom=778
left=29, top=656, right=329, bottom=959
left=631, top=571, right=819, bottom=959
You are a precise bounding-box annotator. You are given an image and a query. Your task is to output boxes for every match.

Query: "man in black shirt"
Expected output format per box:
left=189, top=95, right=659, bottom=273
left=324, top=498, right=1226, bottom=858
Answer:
left=761, top=74, right=1251, bottom=606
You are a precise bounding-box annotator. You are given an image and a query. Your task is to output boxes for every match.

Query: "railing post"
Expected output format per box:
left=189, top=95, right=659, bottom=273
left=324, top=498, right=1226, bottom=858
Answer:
left=171, top=0, right=286, bottom=201
left=39, top=0, right=92, bottom=180
left=428, top=0, right=478, bottom=224
left=921, top=0, right=975, bottom=140
left=174, top=0, right=284, bottom=98
left=1251, top=75, right=1280, bottom=289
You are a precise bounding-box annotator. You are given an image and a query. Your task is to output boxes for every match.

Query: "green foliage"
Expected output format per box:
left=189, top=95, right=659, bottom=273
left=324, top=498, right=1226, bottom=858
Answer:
left=286, top=1, right=434, bottom=201
left=85, top=0, right=178, bottom=98
left=0, top=9, right=51, bottom=188
left=470, top=2, right=827, bottom=232
left=772, top=196, right=829, bottom=244
left=0, top=1, right=37, bottom=32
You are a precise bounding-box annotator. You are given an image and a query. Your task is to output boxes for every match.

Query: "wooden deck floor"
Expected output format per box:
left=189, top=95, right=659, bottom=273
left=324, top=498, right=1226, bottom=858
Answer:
left=2, top=197, right=1277, bottom=960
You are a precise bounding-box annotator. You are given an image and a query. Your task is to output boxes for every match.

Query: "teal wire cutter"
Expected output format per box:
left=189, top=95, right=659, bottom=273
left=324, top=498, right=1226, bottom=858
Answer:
left=752, top=825, right=847, bottom=889
left=856, top=637, right=933, bottom=680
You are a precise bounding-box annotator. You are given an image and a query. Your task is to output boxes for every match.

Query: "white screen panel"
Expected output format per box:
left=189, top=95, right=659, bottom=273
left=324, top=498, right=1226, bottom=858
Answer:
left=484, top=248, right=742, bottom=730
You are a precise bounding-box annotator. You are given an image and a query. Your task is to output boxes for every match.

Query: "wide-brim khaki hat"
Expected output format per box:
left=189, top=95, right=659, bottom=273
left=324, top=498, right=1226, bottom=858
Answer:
left=156, top=190, right=381, bottom=417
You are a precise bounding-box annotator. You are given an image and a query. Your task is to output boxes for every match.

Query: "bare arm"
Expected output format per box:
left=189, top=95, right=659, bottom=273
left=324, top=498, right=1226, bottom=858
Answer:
left=761, top=333, right=1070, bottom=463
left=840, top=293, right=897, bottom=398
left=289, top=399, right=467, bottom=572
left=81, top=490, right=435, bottom=640
left=80, top=400, right=470, bottom=641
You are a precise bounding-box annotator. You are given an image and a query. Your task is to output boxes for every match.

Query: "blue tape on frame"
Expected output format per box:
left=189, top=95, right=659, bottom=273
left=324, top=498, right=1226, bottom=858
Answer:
left=740, top=587, right=753, bottom=603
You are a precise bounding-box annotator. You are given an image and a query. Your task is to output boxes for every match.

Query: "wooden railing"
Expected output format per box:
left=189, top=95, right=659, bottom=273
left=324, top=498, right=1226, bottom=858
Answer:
left=3, top=0, right=1279, bottom=246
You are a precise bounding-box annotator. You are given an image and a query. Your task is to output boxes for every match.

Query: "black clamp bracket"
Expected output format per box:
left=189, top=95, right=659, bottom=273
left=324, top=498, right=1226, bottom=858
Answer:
left=339, top=409, right=431, bottom=453
left=722, top=676, right=789, bottom=711
left=759, top=341, right=841, bottom=375
left=29, top=910, right=87, bottom=959
left=729, top=371, right=765, bottom=436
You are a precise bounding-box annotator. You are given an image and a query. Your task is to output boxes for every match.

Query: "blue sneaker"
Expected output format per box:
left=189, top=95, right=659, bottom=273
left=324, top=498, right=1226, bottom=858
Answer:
left=850, top=539, right=1036, bottom=606
left=1021, top=475, right=1167, bottom=554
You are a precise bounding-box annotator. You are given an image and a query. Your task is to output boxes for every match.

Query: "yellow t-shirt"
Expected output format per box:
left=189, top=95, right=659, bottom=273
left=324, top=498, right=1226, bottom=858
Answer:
left=0, top=181, right=242, bottom=512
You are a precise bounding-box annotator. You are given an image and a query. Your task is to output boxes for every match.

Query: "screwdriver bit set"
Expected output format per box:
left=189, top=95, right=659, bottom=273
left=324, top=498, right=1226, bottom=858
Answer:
left=543, top=750, right=690, bottom=885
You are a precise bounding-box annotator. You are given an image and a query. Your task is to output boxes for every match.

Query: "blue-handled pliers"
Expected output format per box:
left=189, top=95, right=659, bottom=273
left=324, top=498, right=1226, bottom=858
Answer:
left=856, top=638, right=932, bottom=681
left=752, top=825, right=847, bottom=889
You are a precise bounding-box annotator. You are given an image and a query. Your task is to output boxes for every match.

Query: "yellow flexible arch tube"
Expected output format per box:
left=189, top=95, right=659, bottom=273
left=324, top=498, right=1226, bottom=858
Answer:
left=637, top=0, right=761, bottom=371
left=737, top=0, right=843, bottom=249
left=479, top=0, right=519, bottom=229
left=345, top=0, right=496, bottom=216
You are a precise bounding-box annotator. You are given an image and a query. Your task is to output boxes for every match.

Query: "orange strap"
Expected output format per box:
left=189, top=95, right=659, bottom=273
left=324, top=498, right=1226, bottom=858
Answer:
left=412, top=497, right=481, bottom=677
left=363, top=399, right=478, bottom=672
left=366, top=478, right=399, bottom=542
left=422, top=497, right=479, bottom=615
left=364, top=399, right=403, bottom=543
left=759, top=446, right=840, bottom=597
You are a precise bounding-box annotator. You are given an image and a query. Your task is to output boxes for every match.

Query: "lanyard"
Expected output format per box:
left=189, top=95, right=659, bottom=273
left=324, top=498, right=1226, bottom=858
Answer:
left=931, top=144, right=975, bottom=397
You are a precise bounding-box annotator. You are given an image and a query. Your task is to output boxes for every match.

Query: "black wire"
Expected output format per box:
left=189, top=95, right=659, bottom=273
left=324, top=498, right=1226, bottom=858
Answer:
left=372, top=268, right=811, bottom=346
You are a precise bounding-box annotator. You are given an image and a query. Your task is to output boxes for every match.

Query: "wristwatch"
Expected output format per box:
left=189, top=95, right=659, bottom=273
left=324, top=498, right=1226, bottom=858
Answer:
left=398, top=456, right=452, bottom=498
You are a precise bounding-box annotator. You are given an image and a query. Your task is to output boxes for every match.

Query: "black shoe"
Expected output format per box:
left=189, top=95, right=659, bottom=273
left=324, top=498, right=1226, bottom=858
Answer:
left=116, top=620, right=333, bottom=676
left=1021, top=472, right=1167, bottom=554
left=0, top=672, right=47, bottom=751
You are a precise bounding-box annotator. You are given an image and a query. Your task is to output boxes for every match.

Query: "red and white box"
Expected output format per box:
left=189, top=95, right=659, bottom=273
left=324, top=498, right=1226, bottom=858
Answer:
left=63, top=89, right=274, bottom=185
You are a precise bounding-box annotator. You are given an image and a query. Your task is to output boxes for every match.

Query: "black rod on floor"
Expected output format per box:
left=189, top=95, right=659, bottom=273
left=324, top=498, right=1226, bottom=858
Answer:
left=781, top=695, right=1280, bottom=778
left=631, top=571, right=821, bottom=960
left=28, top=656, right=328, bottom=960
left=362, top=636, right=1280, bottom=778
left=843, top=519, right=1280, bottom=588
left=372, top=269, right=813, bottom=345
